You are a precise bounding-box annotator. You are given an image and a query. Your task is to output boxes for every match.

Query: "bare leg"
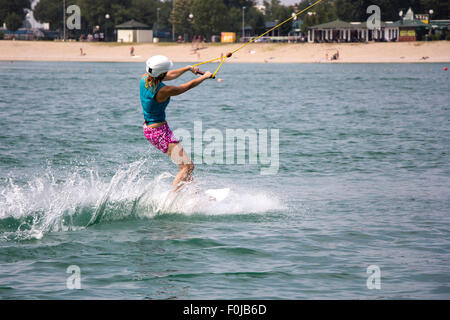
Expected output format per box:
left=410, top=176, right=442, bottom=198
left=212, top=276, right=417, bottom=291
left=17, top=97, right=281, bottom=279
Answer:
left=167, top=143, right=194, bottom=191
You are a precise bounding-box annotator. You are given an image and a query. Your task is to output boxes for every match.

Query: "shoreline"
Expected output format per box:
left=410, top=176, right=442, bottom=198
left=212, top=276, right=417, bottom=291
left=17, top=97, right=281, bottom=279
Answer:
left=0, top=40, right=449, bottom=64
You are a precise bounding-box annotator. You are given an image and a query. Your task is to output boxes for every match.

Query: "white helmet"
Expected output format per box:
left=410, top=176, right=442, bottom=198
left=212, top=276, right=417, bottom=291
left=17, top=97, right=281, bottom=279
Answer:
left=145, top=55, right=173, bottom=77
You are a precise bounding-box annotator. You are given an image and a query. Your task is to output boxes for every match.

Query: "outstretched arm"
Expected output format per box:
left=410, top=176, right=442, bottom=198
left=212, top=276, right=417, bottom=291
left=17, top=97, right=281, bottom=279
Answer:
left=164, top=65, right=200, bottom=81
left=156, top=71, right=212, bottom=102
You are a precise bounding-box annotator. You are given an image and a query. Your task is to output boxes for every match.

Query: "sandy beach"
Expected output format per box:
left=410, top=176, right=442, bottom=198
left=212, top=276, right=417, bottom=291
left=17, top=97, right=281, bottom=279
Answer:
left=0, top=40, right=449, bottom=63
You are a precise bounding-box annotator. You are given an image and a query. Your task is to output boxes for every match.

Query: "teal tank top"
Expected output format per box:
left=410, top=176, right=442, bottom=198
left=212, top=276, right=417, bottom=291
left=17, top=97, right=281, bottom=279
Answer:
left=140, top=77, right=170, bottom=124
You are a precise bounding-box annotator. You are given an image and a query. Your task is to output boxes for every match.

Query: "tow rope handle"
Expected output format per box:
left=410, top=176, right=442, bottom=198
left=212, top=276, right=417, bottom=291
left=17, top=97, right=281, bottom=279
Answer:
left=196, top=70, right=214, bottom=79
left=196, top=52, right=232, bottom=79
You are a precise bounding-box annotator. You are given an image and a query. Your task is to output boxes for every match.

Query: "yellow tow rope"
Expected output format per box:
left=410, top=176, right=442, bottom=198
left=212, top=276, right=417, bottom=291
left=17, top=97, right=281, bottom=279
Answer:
left=193, top=0, right=324, bottom=78
left=212, top=56, right=226, bottom=78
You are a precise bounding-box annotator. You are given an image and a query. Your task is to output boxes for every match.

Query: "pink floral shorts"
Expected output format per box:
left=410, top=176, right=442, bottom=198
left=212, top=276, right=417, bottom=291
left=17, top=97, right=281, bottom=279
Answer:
left=143, top=123, right=179, bottom=153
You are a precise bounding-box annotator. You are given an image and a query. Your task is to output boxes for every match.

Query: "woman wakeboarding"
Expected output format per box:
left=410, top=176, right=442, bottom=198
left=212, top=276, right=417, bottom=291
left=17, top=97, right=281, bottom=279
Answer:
left=140, top=55, right=212, bottom=190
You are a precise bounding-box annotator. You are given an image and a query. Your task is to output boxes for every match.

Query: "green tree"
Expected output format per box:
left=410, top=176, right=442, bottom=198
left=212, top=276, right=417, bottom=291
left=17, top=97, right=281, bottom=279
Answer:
left=76, top=0, right=127, bottom=31
left=127, top=0, right=159, bottom=27
left=335, top=0, right=368, bottom=21
left=5, top=12, right=23, bottom=31
left=299, top=0, right=337, bottom=32
left=0, top=0, right=31, bottom=24
left=108, top=2, right=133, bottom=25
left=223, top=0, right=255, bottom=8
left=247, top=6, right=266, bottom=35
left=420, top=0, right=448, bottom=19
left=333, top=0, right=448, bottom=21
left=273, top=4, right=294, bottom=35
left=156, top=0, right=173, bottom=31
left=226, top=4, right=267, bottom=37
left=227, top=6, right=242, bottom=33
left=262, top=0, right=282, bottom=21
left=192, top=0, right=229, bottom=40
left=169, top=0, right=193, bottom=38
left=33, top=0, right=65, bottom=30
left=33, top=0, right=172, bottom=38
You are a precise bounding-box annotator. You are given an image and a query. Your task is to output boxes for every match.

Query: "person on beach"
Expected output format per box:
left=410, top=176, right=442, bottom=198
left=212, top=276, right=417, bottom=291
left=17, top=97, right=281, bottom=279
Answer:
left=140, top=55, right=212, bottom=190
left=331, top=50, right=340, bottom=61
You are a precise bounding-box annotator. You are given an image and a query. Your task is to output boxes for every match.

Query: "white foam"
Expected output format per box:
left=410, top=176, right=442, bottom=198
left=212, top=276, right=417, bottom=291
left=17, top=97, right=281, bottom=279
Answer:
left=0, top=158, right=285, bottom=240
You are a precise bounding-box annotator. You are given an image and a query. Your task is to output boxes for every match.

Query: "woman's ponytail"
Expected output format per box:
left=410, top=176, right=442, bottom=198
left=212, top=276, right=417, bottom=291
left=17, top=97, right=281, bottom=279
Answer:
left=145, top=72, right=167, bottom=92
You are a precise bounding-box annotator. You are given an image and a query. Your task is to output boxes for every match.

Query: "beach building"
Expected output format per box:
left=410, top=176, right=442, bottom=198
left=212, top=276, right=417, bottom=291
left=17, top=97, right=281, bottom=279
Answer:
left=429, top=20, right=450, bottom=40
left=307, top=8, right=432, bottom=43
left=115, top=19, right=153, bottom=43
left=307, top=19, right=400, bottom=43
left=308, top=19, right=353, bottom=42
left=391, top=19, right=429, bottom=41
left=391, top=8, right=430, bottom=41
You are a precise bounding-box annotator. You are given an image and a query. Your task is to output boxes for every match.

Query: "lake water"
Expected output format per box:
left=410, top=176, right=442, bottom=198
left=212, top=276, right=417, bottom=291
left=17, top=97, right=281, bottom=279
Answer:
left=0, top=61, right=449, bottom=299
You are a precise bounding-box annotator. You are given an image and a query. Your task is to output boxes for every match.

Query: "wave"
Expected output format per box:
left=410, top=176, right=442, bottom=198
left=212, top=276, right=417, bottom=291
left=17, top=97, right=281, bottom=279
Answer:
left=0, top=159, right=285, bottom=241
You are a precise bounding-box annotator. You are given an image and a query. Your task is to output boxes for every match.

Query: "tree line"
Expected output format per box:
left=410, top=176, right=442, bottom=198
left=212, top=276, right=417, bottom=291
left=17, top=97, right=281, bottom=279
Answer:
left=0, top=0, right=448, bottom=37
left=0, top=0, right=31, bottom=31
left=300, top=0, right=448, bottom=32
